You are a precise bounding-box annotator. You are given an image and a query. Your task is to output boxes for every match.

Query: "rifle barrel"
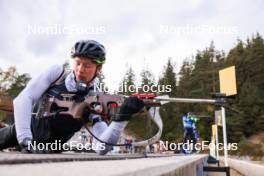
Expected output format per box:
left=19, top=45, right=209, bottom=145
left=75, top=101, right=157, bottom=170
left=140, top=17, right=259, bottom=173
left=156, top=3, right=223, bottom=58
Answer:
left=155, top=97, right=216, bottom=104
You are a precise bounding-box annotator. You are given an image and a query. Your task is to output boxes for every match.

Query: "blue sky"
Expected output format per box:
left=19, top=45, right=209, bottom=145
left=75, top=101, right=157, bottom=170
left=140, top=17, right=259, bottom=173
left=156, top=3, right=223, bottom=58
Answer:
left=0, top=0, right=264, bottom=92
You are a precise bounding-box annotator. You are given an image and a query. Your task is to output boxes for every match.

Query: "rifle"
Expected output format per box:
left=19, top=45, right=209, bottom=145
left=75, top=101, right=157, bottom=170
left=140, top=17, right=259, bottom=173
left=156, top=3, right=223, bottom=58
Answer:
left=0, top=92, right=164, bottom=146
left=0, top=92, right=225, bottom=147
left=39, top=92, right=164, bottom=147
left=40, top=92, right=225, bottom=147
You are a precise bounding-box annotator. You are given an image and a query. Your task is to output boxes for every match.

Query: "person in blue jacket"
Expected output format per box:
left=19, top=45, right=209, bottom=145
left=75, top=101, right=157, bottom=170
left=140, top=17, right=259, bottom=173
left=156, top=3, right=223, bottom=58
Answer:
left=182, top=112, right=196, bottom=153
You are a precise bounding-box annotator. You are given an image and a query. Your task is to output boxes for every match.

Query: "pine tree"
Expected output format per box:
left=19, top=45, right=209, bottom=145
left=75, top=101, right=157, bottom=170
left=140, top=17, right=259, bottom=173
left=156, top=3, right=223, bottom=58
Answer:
left=158, top=58, right=177, bottom=96
left=138, top=67, right=156, bottom=138
left=224, top=33, right=264, bottom=140
left=158, top=58, right=181, bottom=142
left=139, top=67, right=155, bottom=93
left=118, top=67, right=136, bottom=95
left=177, top=59, right=193, bottom=97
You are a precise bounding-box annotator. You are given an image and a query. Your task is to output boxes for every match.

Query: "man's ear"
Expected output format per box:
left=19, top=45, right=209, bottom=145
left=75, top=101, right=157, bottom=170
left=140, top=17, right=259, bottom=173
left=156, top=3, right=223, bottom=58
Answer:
left=96, top=65, right=103, bottom=75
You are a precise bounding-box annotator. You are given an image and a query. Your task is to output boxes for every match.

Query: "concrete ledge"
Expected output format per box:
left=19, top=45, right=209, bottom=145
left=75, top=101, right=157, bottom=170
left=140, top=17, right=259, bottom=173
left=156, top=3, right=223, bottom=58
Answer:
left=0, top=154, right=207, bottom=176
left=122, top=155, right=207, bottom=176
left=219, top=157, right=264, bottom=176
left=0, top=152, right=145, bottom=164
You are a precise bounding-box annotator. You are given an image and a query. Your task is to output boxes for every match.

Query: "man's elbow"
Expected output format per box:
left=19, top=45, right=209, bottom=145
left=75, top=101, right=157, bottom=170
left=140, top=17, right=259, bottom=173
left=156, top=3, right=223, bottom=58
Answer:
left=95, top=149, right=108, bottom=155
left=93, top=143, right=112, bottom=155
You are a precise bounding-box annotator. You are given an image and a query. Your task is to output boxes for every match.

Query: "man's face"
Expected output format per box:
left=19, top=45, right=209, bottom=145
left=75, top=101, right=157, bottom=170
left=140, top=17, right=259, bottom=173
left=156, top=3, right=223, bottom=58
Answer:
left=73, top=56, right=98, bottom=82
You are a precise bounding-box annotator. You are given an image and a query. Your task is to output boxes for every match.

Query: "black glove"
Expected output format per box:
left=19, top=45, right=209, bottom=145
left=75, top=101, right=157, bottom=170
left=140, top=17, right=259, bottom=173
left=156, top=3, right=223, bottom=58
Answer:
left=82, top=106, right=91, bottom=121
left=114, top=97, right=145, bottom=121
left=19, top=138, right=34, bottom=154
left=81, top=105, right=103, bottom=125
left=19, top=138, right=52, bottom=154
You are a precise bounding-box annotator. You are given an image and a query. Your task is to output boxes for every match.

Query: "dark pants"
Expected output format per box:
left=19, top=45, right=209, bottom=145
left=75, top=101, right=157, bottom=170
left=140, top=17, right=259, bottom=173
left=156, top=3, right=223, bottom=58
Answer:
left=0, top=115, right=83, bottom=151
left=183, top=128, right=196, bottom=145
left=0, top=124, right=18, bottom=150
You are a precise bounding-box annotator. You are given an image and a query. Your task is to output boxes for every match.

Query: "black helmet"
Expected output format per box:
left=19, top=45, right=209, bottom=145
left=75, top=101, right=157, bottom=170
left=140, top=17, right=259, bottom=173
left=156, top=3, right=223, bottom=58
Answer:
left=71, top=40, right=106, bottom=64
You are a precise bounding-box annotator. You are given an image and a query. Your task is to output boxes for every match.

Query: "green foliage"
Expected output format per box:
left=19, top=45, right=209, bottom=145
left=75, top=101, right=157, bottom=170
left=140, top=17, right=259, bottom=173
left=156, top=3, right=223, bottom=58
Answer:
left=177, top=59, right=193, bottom=98
left=0, top=66, right=30, bottom=122
left=121, top=66, right=158, bottom=139
left=0, top=66, right=31, bottom=97
left=119, top=66, right=136, bottom=95
left=7, top=73, right=31, bottom=98
left=224, top=34, right=264, bottom=140
left=139, top=68, right=155, bottom=93
left=236, top=137, right=264, bottom=160
left=158, top=58, right=181, bottom=142
left=154, top=34, right=264, bottom=152
left=159, top=58, right=177, bottom=96
left=126, top=113, right=159, bottom=139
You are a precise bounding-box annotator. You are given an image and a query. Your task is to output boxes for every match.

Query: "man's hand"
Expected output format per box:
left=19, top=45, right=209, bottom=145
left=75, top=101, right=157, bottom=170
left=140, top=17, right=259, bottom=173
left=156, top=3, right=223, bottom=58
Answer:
left=19, top=138, right=33, bottom=153
left=19, top=138, right=52, bottom=154
left=114, top=97, right=145, bottom=121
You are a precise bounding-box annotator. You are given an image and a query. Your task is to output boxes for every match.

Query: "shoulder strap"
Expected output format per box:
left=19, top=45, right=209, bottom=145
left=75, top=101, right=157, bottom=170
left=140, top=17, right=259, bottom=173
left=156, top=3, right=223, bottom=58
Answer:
left=50, top=64, right=71, bottom=87
left=33, top=65, right=71, bottom=116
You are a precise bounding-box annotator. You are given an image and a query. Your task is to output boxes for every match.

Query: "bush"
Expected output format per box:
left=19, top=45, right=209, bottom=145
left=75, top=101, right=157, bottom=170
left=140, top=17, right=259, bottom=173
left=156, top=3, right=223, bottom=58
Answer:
left=237, top=137, right=264, bottom=160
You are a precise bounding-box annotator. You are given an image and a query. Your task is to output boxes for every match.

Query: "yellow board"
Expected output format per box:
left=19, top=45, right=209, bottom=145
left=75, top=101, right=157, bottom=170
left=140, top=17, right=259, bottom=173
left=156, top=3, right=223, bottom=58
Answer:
left=219, top=66, right=237, bottom=96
